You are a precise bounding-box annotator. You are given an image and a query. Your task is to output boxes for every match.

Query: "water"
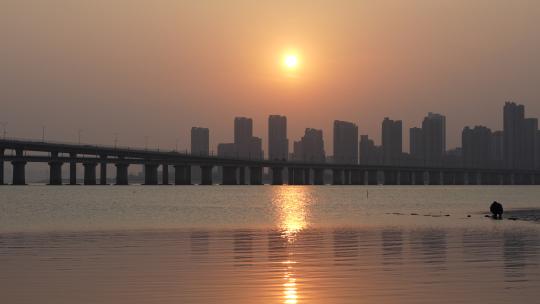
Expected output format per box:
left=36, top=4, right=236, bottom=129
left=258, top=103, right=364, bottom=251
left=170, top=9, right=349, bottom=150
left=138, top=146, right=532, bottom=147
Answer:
left=1, top=186, right=539, bottom=303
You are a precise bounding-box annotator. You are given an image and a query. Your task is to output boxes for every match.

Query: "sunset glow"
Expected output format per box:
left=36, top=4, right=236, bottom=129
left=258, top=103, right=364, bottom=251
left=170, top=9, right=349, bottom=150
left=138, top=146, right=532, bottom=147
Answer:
left=283, top=54, right=299, bottom=70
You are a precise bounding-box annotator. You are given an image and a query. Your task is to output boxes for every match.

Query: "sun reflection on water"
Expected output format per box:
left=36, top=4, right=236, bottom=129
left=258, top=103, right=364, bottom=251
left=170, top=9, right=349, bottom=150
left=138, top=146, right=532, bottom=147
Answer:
left=272, top=186, right=313, bottom=304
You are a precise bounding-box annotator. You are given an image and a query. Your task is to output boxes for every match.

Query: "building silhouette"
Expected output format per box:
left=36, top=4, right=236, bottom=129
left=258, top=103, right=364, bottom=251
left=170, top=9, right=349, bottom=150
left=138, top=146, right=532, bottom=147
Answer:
left=409, top=127, right=424, bottom=164
left=293, top=128, right=325, bottom=162
left=503, top=102, right=538, bottom=169
left=422, top=112, right=446, bottom=166
left=359, top=135, right=382, bottom=165
left=233, top=117, right=263, bottom=159
left=191, top=127, right=209, bottom=156
left=491, top=131, right=504, bottom=163
left=333, top=120, right=358, bottom=164
left=382, top=117, right=402, bottom=165
left=462, top=126, right=492, bottom=168
left=268, top=115, right=288, bottom=161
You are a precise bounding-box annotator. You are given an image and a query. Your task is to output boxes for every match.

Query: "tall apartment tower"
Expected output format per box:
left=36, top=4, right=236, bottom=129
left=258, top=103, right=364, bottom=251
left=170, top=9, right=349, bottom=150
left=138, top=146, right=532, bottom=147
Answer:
left=359, top=135, right=381, bottom=165
left=333, top=120, right=358, bottom=164
left=268, top=115, right=288, bottom=160
left=462, top=126, right=492, bottom=168
left=234, top=117, right=263, bottom=159
left=503, top=102, right=525, bottom=169
left=381, top=117, right=402, bottom=165
left=422, top=112, right=446, bottom=165
left=191, top=127, right=209, bottom=156
left=293, top=128, right=325, bottom=162
left=409, top=127, right=424, bottom=163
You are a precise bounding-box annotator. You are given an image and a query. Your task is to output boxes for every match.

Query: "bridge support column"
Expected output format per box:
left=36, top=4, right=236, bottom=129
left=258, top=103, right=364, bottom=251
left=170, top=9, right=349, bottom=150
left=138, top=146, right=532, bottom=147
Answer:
left=466, top=172, right=477, bottom=185
left=343, top=170, right=351, bottom=185
left=162, top=164, right=169, bottom=185
left=399, top=171, right=412, bottom=185
left=454, top=172, right=465, bottom=185
left=249, top=167, right=263, bottom=185
left=287, top=168, right=294, bottom=185
left=442, top=172, right=454, bottom=185
left=200, top=165, right=213, bottom=185
left=314, top=168, right=325, bottom=185
left=304, top=168, right=311, bottom=185
left=100, top=156, right=108, bottom=185
left=238, top=167, right=246, bottom=185
left=144, top=163, right=159, bottom=185
left=332, top=169, right=343, bottom=185
left=428, top=171, right=442, bottom=185
left=48, top=160, right=63, bottom=185
left=69, top=153, right=77, bottom=185
left=115, top=163, right=129, bottom=185
left=11, top=160, right=27, bottom=185
left=367, top=170, right=378, bottom=185
left=83, top=162, right=98, bottom=185
left=293, top=168, right=304, bottom=185
left=0, top=149, right=4, bottom=185
left=351, top=169, right=364, bottom=185
left=174, top=165, right=191, bottom=185
left=384, top=170, right=398, bottom=185
left=271, top=167, right=283, bottom=185
left=412, top=171, right=424, bottom=185
left=222, top=166, right=238, bottom=185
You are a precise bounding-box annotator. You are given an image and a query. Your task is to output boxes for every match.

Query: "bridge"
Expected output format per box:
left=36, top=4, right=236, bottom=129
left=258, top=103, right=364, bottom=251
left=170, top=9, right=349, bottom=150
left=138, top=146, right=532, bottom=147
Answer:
left=0, top=138, right=539, bottom=186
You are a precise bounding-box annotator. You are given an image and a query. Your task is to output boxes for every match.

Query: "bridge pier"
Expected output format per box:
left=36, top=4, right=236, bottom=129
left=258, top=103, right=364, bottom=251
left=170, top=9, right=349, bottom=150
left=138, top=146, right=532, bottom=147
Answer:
left=271, top=167, right=284, bottom=185
left=367, top=170, right=378, bottom=185
left=144, top=163, right=159, bottom=185
left=48, top=160, right=63, bottom=185
left=343, top=170, right=351, bottom=185
left=238, top=167, right=246, bottom=185
left=466, top=172, right=477, bottom=185
left=69, top=153, right=77, bottom=185
left=0, top=148, right=4, bottom=185
left=162, top=164, right=169, bottom=185
left=427, top=171, right=442, bottom=185
left=222, top=166, right=238, bottom=185
left=442, top=172, right=454, bottom=185
left=314, top=168, right=325, bottom=185
left=100, top=156, right=108, bottom=185
left=350, top=169, right=364, bottom=185
left=384, top=170, right=398, bottom=185
left=174, top=165, right=191, bottom=185
left=293, top=168, right=305, bottom=185
left=332, top=169, right=343, bottom=185
left=11, top=160, right=27, bottom=185
left=399, top=171, right=412, bottom=185
left=304, top=168, right=311, bottom=185
left=249, top=166, right=263, bottom=185
left=83, top=162, right=98, bottom=185
left=287, top=168, right=294, bottom=185
left=115, top=162, right=129, bottom=185
left=412, top=171, right=424, bottom=185
left=200, top=165, right=213, bottom=185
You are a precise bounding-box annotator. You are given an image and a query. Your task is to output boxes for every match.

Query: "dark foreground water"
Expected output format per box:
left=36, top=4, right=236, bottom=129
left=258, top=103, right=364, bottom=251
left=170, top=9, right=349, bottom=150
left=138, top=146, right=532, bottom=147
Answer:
left=1, top=186, right=539, bottom=304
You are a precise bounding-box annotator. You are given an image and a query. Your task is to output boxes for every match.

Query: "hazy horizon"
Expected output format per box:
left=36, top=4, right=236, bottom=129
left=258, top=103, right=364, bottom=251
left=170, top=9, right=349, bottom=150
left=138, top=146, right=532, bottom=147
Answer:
left=2, top=0, right=540, bottom=154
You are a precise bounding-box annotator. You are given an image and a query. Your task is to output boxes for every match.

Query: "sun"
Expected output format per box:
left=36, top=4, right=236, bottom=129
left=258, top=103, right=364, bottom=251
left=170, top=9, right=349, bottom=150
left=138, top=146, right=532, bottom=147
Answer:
left=283, top=54, right=299, bottom=69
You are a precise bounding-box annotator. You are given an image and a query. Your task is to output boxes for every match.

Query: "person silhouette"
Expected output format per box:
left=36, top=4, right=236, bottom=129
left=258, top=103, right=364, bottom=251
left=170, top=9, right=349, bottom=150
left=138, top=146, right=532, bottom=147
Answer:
left=490, top=201, right=504, bottom=219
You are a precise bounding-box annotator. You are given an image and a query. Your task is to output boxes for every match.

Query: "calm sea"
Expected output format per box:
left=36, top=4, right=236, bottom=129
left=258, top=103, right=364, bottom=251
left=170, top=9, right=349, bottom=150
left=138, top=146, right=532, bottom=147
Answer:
left=1, top=185, right=539, bottom=304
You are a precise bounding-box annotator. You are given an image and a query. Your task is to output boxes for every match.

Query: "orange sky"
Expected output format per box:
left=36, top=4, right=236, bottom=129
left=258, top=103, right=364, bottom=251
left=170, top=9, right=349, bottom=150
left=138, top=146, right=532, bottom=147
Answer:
left=1, top=0, right=540, bottom=154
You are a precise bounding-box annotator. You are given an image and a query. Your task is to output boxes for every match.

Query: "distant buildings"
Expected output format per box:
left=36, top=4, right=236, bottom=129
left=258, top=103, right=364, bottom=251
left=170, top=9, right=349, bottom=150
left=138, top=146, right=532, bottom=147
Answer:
left=268, top=115, right=288, bottom=161
left=293, top=128, right=325, bottom=162
left=422, top=112, right=446, bottom=165
left=359, top=135, right=382, bottom=165
left=191, top=127, right=209, bottom=156
left=333, top=120, right=358, bottom=164
left=409, top=127, right=424, bottom=163
left=503, top=102, right=538, bottom=169
left=381, top=117, right=402, bottom=165
left=462, top=126, right=492, bottom=168
left=217, top=117, right=263, bottom=159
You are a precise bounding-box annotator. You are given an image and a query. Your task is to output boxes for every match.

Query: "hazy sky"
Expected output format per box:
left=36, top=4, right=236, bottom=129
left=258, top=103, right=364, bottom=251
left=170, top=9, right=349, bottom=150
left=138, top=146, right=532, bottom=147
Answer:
left=2, top=0, right=540, bottom=154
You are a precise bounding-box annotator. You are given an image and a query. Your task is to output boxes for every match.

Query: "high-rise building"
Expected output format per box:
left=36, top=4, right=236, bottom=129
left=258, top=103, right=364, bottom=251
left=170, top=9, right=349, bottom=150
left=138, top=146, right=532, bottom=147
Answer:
left=381, top=117, right=402, bottom=165
left=191, top=127, right=209, bottom=156
left=293, top=128, right=325, bottom=162
left=462, top=126, right=492, bottom=168
left=234, top=117, right=263, bottom=159
left=217, top=143, right=236, bottom=158
left=521, top=118, right=538, bottom=169
left=359, top=135, right=382, bottom=165
left=409, top=127, right=424, bottom=163
left=503, top=102, right=525, bottom=169
left=333, top=120, right=358, bottom=164
left=536, top=131, right=540, bottom=170
left=490, top=131, right=504, bottom=163
left=268, top=115, right=288, bottom=161
left=422, top=112, right=446, bottom=165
